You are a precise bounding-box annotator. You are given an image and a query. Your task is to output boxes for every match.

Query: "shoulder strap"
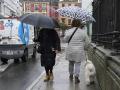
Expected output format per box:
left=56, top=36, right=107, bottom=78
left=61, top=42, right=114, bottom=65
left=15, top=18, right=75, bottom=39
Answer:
left=68, top=27, right=78, bottom=44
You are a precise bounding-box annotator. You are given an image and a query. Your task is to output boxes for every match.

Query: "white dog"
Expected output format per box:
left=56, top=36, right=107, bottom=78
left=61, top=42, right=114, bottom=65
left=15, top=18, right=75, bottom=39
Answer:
left=85, top=60, right=96, bottom=86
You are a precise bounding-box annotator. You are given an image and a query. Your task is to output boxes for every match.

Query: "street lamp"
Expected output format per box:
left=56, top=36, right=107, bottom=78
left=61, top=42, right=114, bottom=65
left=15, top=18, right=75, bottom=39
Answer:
left=50, top=0, right=52, bottom=17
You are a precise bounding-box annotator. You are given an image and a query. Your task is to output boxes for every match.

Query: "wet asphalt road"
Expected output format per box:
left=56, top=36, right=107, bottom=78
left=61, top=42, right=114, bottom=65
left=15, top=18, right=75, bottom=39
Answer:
left=0, top=54, right=44, bottom=90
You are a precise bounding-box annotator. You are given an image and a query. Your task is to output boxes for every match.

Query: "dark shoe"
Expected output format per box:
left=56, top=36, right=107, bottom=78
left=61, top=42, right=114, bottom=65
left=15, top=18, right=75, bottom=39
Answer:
left=69, top=74, right=73, bottom=81
left=75, top=76, right=80, bottom=84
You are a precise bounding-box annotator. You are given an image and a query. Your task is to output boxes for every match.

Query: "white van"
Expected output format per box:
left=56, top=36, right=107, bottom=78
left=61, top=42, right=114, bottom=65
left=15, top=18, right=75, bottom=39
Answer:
left=0, top=19, right=36, bottom=62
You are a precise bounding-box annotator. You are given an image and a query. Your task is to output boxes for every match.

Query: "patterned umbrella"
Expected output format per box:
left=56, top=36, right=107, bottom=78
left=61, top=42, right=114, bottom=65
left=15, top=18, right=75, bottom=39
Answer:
left=56, top=6, right=95, bottom=22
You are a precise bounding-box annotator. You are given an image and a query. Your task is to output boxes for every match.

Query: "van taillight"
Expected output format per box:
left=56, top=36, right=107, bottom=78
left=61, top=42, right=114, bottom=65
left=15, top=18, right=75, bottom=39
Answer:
left=19, top=45, right=23, bottom=48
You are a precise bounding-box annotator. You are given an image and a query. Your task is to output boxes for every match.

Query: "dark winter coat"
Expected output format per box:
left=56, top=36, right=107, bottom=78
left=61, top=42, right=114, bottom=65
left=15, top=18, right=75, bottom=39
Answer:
left=37, top=28, right=61, bottom=67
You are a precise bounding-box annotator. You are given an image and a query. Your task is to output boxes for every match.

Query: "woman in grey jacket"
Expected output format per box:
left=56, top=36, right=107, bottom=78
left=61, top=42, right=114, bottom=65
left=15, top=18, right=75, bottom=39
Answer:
left=64, top=19, right=90, bottom=84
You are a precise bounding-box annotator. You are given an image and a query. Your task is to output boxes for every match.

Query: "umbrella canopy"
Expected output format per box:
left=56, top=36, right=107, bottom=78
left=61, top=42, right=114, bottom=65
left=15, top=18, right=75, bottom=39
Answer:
left=56, top=6, right=95, bottom=22
left=19, top=13, right=60, bottom=29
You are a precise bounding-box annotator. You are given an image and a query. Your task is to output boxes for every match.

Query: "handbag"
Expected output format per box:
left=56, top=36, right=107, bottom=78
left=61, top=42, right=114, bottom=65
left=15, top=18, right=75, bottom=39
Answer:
left=68, top=27, right=78, bottom=44
left=37, top=45, right=44, bottom=54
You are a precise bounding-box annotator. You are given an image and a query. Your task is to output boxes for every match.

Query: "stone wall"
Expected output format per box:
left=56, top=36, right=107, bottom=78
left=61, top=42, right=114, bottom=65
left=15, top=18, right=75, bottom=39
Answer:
left=87, top=43, right=120, bottom=90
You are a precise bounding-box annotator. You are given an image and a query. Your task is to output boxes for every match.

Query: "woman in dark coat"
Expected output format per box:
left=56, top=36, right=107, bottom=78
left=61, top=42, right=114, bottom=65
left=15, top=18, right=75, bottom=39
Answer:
left=37, top=28, right=61, bottom=81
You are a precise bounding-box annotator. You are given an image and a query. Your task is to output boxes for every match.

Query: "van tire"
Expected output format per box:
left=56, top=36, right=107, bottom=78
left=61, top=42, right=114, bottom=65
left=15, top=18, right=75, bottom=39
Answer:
left=14, top=59, right=19, bottom=63
left=32, top=46, right=36, bottom=59
left=1, top=58, right=8, bottom=64
left=21, top=49, right=28, bottom=62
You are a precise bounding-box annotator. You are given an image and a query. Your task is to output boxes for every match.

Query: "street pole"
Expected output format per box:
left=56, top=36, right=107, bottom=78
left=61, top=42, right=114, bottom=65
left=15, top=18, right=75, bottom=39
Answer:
left=50, top=0, right=52, bottom=17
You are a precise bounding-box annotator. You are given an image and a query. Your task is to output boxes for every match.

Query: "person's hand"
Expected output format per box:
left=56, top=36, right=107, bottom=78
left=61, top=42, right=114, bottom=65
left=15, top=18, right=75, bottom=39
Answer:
left=52, top=48, right=55, bottom=51
left=52, top=48, right=61, bottom=54
left=55, top=50, right=58, bottom=54
left=55, top=50, right=61, bottom=54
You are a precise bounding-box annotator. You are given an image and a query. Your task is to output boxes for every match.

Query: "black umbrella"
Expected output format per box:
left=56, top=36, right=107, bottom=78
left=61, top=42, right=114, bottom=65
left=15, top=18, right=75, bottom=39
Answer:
left=19, top=13, right=60, bottom=29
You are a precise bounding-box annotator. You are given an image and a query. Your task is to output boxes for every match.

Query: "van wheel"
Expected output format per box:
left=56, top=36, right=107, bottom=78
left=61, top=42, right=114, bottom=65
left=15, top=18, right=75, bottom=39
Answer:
left=21, top=49, right=28, bottom=62
left=1, top=58, right=8, bottom=64
left=14, top=59, right=19, bottom=64
left=32, top=46, right=36, bottom=59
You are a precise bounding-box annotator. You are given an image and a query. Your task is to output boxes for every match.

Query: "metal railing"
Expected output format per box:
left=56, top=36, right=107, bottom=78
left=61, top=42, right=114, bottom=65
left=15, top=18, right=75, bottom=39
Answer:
left=92, top=31, right=120, bottom=56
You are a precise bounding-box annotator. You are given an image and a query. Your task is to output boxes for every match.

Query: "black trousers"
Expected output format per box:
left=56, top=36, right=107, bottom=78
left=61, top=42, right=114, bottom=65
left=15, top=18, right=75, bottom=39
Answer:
left=45, top=66, right=53, bottom=75
left=41, top=51, right=56, bottom=75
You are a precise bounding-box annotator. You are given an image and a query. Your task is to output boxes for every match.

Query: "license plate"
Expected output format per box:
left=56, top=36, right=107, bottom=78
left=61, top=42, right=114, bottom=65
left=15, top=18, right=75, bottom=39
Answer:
left=6, top=51, right=13, bottom=55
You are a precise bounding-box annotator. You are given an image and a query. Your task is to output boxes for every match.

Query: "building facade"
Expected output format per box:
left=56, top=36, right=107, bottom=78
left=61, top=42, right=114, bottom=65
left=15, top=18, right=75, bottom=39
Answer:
left=58, top=0, right=81, bottom=26
left=22, top=1, right=49, bottom=15
left=0, top=0, right=4, bottom=18
left=0, top=0, right=22, bottom=17
left=22, top=0, right=59, bottom=19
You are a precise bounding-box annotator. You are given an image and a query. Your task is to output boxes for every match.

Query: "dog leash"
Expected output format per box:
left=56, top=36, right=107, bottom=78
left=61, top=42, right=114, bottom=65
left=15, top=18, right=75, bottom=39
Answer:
left=85, top=51, right=88, bottom=62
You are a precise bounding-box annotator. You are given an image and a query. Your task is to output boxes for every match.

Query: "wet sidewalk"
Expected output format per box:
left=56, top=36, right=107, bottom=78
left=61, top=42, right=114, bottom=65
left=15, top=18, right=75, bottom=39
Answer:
left=27, top=52, right=100, bottom=90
